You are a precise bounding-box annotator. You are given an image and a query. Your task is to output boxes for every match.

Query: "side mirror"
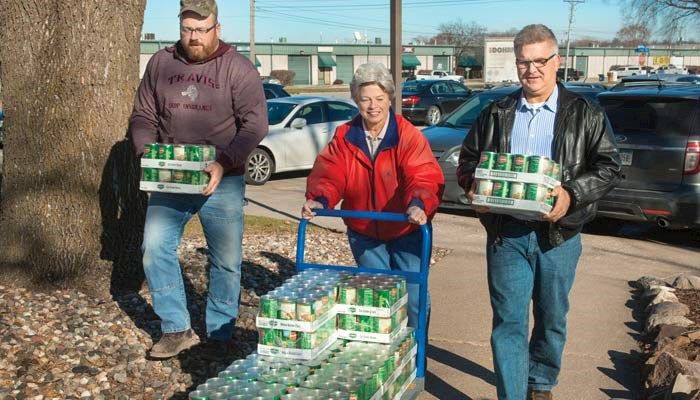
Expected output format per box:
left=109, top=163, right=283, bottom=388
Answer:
left=290, top=118, right=307, bottom=129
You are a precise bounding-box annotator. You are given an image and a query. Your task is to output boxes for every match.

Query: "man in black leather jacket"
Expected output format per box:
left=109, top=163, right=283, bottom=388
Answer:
left=456, top=25, right=620, bottom=400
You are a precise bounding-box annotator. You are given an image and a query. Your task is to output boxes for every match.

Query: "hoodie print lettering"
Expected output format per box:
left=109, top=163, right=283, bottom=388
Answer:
left=166, top=72, right=220, bottom=112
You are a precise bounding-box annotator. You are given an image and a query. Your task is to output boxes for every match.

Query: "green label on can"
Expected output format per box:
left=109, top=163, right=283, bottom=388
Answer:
left=478, top=151, right=497, bottom=169
left=511, top=154, right=528, bottom=172
left=299, top=332, right=316, bottom=349
left=492, top=180, right=510, bottom=198
left=551, top=163, right=562, bottom=180
left=376, top=287, right=395, bottom=308
left=278, top=298, right=296, bottom=320
left=260, top=295, right=278, bottom=318
left=259, top=328, right=278, bottom=346
left=525, top=183, right=547, bottom=202
left=494, top=153, right=512, bottom=171
left=339, top=284, right=357, bottom=305
left=357, top=286, right=375, bottom=307
left=172, top=170, right=187, bottom=184
left=143, top=143, right=159, bottom=159
left=526, top=155, right=552, bottom=175
left=157, top=144, right=174, bottom=160
left=187, top=145, right=204, bottom=162
left=358, top=316, right=377, bottom=333
left=203, top=145, right=216, bottom=161
left=296, top=299, right=315, bottom=322
left=339, top=314, right=357, bottom=330
left=142, top=168, right=158, bottom=182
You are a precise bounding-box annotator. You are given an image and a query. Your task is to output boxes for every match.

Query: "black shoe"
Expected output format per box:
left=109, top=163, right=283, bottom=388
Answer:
left=149, top=329, right=200, bottom=359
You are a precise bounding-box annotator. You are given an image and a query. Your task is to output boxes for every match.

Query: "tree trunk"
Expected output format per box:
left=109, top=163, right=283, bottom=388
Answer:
left=0, top=1, right=147, bottom=290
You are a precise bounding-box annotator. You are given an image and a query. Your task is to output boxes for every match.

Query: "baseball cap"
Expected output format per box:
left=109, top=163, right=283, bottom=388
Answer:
left=179, top=0, right=218, bottom=18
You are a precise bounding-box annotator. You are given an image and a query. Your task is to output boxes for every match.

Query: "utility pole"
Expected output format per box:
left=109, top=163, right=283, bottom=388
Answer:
left=563, top=0, right=584, bottom=82
left=390, top=0, right=402, bottom=114
left=250, top=0, right=256, bottom=68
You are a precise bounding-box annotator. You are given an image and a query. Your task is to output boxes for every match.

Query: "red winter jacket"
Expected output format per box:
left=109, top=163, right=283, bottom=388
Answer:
left=306, top=112, right=444, bottom=241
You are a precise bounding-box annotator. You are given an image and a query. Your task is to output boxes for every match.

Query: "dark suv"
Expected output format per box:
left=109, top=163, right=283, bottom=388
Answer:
left=557, top=67, right=582, bottom=82
left=597, top=85, right=700, bottom=230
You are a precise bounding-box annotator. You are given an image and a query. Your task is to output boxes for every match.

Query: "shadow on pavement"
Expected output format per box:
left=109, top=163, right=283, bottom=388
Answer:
left=597, top=349, right=642, bottom=400
left=427, top=343, right=496, bottom=387
left=583, top=218, right=700, bottom=251
left=424, top=370, right=475, bottom=400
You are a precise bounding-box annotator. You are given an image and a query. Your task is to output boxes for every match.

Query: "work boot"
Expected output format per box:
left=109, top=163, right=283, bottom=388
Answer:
left=528, top=390, right=553, bottom=400
left=149, top=329, right=200, bottom=359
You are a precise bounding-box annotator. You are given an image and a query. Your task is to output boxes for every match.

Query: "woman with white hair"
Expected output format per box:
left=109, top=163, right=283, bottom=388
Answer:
left=301, top=63, right=444, bottom=328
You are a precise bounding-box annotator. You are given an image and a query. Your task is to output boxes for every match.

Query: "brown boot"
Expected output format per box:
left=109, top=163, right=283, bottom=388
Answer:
left=149, top=329, right=200, bottom=359
left=528, top=390, right=553, bottom=400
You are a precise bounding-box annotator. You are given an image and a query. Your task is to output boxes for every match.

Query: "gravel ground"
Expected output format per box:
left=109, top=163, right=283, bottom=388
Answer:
left=0, top=229, right=449, bottom=399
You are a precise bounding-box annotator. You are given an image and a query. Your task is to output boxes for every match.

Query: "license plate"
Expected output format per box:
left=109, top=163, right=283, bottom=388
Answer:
left=619, top=151, right=633, bottom=166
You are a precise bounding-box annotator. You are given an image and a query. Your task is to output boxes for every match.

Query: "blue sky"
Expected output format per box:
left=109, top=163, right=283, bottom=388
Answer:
left=143, top=0, right=626, bottom=44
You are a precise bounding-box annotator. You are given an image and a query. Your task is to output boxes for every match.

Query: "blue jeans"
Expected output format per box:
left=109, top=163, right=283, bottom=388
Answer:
left=486, top=219, right=581, bottom=399
left=142, top=175, right=245, bottom=341
left=347, top=228, right=430, bottom=329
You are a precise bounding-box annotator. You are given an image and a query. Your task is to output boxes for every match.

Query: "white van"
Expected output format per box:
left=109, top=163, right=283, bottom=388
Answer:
left=613, top=65, right=648, bottom=78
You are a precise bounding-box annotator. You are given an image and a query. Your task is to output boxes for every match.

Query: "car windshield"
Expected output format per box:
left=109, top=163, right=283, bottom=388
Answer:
left=441, top=91, right=511, bottom=128
left=267, top=102, right=297, bottom=125
left=402, top=81, right=429, bottom=93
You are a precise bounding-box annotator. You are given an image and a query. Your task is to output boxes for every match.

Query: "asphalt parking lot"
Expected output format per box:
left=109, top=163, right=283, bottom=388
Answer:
left=244, top=173, right=700, bottom=400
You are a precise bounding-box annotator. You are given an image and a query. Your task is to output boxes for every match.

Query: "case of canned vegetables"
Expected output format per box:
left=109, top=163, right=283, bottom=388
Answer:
left=139, top=143, right=215, bottom=194
left=471, top=151, right=562, bottom=219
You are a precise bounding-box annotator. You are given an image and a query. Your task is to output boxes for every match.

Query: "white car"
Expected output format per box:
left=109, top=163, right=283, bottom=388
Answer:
left=415, top=70, right=464, bottom=83
left=246, top=96, right=359, bottom=185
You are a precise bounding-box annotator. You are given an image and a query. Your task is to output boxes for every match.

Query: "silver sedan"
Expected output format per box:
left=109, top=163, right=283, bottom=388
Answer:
left=246, top=96, right=358, bottom=185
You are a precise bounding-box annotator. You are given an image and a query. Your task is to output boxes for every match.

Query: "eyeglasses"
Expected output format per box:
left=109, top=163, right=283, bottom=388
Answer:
left=515, top=53, right=557, bottom=70
left=180, top=23, right=218, bottom=35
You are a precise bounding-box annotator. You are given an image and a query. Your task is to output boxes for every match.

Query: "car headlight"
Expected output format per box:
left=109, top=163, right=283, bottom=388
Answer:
left=444, top=149, right=460, bottom=167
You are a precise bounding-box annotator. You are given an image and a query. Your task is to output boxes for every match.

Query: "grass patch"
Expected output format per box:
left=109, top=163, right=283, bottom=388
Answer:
left=183, top=215, right=327, bottom=238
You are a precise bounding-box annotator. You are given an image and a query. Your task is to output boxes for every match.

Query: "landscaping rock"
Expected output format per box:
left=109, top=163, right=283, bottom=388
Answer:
left=671, top=374, right=700, bottom=395
left=648, top=352, right=700, bottom=390
left=647, top=315, right=694, bottom=334
left=634, top=276, right=670, bottom=291
left=656, top=325, right=691, bottom=343
left=651, top=302, right=691, bottom=319
left=673, top=274, right=700, bottom=290
left=648, top=291, right=681, bottom=311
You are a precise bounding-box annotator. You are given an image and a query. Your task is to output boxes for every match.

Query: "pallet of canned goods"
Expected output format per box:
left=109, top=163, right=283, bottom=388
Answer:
left=189, top=329, right=417, bottom=400
left=140, top=143, right=216, bottom=194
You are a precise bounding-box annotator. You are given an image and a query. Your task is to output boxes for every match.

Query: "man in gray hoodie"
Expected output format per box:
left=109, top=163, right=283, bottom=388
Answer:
left=129, top=0, right=268, bottom=359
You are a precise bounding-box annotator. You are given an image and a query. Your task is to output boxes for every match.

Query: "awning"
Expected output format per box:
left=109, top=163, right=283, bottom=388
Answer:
left=458, top=56, right=481, bottom=68
left=239, top=52, right=262, bottom=67
left=402, top=54, right=421, bottom=69
left=318, top=54, right=337, bottom=68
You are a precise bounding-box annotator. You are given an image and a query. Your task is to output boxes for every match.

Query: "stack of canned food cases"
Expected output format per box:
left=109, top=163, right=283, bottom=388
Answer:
left=200, top=269, right=417, bottom=399
left=140, top=143, right=215, bottom=194
left=333, top=274, right=408, bottom=343
left=472, top=151, right=562, bottom=219
left=188, top=328, right=417, bottom=399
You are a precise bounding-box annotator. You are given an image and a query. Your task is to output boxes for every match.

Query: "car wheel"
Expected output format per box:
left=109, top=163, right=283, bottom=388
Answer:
left=425, top=106, right=442, bottom=126
left=245, top=148, right=274, bottom=185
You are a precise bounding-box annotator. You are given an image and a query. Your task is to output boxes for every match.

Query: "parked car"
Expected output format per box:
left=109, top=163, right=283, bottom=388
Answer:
left=246, top=96, right=358, bottom=185
left=401, top=80, right=472, bottom=126
left=611, top=65, right=648, bottom=78
left=415, top=70, right=464, bottom=83
left=263, top=83, right=291, bottom=99
left=422, top=84, right=607, bottom=208
left=610, top=74, right=700, bottom=91
left=655, top=64, right=689, bottom=75
left=597, top=86, right=700, bottom=230
left=557, top=67, right=582, bottom=82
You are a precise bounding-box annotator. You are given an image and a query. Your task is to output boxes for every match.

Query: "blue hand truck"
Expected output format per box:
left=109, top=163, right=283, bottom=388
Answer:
left=296, top=209, right=430, bottom=398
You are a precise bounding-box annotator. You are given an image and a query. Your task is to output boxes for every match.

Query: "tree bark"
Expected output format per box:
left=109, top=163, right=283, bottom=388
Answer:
left=0, top=1, right=147, bottom=289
